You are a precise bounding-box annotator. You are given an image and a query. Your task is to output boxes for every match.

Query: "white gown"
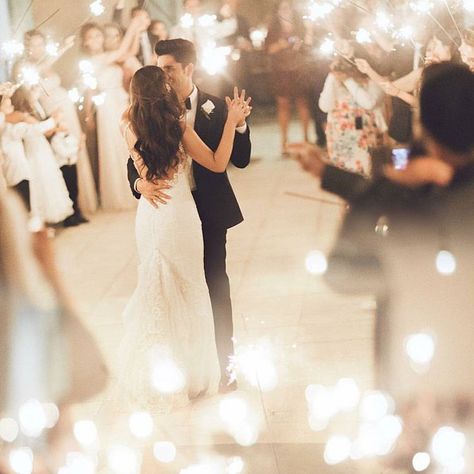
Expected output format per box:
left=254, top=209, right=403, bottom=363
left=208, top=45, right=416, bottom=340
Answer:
left=118, top=156, right=220, bottom=412
left=40, top=72, right=98, bottom=215
left=92, top=59, right=136, bottom=211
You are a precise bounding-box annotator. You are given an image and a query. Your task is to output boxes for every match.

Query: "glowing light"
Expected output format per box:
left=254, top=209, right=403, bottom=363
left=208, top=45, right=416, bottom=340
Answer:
left=43, top=402, right=60, bottom=428
left=1, top=40, right=24, bottom=59
left=464, top=0, right=474, bottom=12
left=410, top=0, right=434, bottom=13
left=9, top=447, right=34, bottom=474
left=18, top=399, right=47, bottom=437
left=79, top=60, right=94, bottom=75
left=198, top=14, right=217, bottom=27
left=394, top=26, right=414, bottom=41
left=306, top=384, right=338, bottom=430
left=375, top=216, right=389, bottom=236
left=431, top=426, right=466, bottom=469
left=180, top=13, right=194, bottom=29
left=19, top=66, right=40, bottom=87
left=412, top=452, right=431, bottom=471
left=320, top=38, right=335, bottom=56
left=375, top=11, right=393, bottom=32
left=58, top=452, right=96, bottom=474
left=334, top=378, right=360, bottom=412
left=73, top=420, right=98, bottom=447
left=107, top=445, right=140, bottom=474
left=436, top=250, right=456, bottom=275
left=232, top=421, right=259, bottom=446
left=308, top=1, right=336, bottom=20
left=82, top=74, right=98, bottom=90
left=360, top=391, right=392, bottom=422
left=226, top=456, right=244, bottom=474
left=46, top=41, right=59, bottom=57
left=128, top=411, right=154, bottom=439
left=89, top=0, right=105, bottom=17
left=219, top=397, right=248, bottom=425
left=91, top=92, right=106, bottom=106
left=249, top=28, right=267, bottom=49
left=305, top=250, right=328, bottom=275
left=201, top=44, right=231, bottom=76
left=324, top=435, right=352, bottom=465
left=355, top=28, right=372, bottom=44
left=405, top=332, right=435, bottom=366
left=151, top=351, right=186, bottom=394
left=0, top=418, right=19, bottom=443
left=153, top=441, right=176, bottom=463
left=228, top=341, right=278, bottom=391
left=68, top=88, right=81, bottom=103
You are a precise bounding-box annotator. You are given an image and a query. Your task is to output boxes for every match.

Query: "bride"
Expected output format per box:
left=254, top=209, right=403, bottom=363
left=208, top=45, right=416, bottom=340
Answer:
left=119, top=66, right=251, bottom=411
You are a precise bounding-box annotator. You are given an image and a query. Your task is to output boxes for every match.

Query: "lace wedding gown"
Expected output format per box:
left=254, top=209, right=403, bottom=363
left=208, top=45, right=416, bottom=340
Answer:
left=118, top=155, right=220, bottom=412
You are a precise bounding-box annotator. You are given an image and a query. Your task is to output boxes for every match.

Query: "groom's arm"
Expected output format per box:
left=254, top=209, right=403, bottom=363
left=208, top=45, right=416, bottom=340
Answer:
left=230, top=124, right=251, bottom=169
left=127, top=157, right=141, bottom=199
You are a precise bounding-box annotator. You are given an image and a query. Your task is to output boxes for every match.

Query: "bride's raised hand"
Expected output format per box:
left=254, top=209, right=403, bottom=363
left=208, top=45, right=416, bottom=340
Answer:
left=225, top=87, right=252, bottom=127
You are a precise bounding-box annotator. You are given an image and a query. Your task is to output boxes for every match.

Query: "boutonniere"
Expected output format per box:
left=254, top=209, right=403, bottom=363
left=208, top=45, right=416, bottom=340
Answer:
left=201, top=100, right=215, bottom=120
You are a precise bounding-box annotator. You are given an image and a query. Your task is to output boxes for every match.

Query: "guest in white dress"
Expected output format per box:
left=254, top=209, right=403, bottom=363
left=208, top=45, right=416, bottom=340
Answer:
left=16, top=30, right=98, bottom=218
left=10, top=86, right=73, bottom=224
left=79, top=16, right=147, bottom=211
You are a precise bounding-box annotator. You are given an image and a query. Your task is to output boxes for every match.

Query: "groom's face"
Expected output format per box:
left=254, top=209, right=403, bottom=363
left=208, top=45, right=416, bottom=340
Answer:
left=157, top=54, right=193, bottom=98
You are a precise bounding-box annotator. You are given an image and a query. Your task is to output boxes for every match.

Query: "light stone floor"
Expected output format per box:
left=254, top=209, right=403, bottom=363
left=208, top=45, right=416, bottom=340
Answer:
left=54, top=118, right=385, bottom=473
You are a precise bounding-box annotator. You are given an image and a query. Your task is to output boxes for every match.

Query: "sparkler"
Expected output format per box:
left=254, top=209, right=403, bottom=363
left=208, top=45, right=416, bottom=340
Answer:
left=89, top=0, right=105, bottom=17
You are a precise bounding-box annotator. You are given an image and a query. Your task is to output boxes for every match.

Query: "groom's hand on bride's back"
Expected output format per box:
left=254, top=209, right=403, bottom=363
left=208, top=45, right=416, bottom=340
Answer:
left=136, top=178, right=172, bottom=209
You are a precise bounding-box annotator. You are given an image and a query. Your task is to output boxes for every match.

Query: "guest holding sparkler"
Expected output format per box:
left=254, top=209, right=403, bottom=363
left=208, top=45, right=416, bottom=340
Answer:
left=79, top=15, right=148, bottom=211
left=265, top=1, right=312, bottom=156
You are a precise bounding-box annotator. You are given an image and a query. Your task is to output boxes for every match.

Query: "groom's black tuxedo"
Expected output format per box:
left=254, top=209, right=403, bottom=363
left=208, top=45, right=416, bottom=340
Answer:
left=126, top=88, right=251, bottom=383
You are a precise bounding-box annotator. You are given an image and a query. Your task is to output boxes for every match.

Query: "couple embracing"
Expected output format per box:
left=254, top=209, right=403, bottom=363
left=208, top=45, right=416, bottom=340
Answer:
left=119, top=39, right=252, bottom=410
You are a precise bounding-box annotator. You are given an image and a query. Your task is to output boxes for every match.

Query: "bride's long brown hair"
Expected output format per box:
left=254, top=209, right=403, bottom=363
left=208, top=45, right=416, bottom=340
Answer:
left=127, top=66, right=184, bottom=180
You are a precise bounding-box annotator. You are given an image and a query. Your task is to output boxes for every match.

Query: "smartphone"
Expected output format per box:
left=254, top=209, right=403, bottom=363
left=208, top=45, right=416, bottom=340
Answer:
left=391, top=148, right=410, bottom=170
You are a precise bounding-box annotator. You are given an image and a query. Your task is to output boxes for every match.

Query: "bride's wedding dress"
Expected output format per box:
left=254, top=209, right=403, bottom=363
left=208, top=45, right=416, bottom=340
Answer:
left=118, top=154, right=220, bottom=412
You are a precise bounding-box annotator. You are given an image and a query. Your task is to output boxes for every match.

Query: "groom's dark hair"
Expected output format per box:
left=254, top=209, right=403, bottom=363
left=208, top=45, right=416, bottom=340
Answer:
left=155, top=39, right=197, bottom=67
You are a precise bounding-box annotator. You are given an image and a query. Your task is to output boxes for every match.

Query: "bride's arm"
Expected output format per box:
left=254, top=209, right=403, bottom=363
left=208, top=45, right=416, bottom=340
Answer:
left=103, top=17, right=143, bottom=65
left=182, top=94, right=250, bottom=172
left=121, top=120, right=148, bottom=179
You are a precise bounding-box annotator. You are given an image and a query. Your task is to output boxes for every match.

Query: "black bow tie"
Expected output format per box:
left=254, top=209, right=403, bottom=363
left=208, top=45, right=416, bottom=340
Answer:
left=185, top=97, right=192, bottom=110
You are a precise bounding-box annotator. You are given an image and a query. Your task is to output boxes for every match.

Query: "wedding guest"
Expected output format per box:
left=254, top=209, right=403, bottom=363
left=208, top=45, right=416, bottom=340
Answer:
left=459, top=26, right=474, bottom=71
left=21, top=29, right=98, bottom=221
left=325, top=65, right=474, bottom=461
left=319, top=58, right=386, bottom=176
left=149, top=20, right=169, bottom=49
left=265, top=1, right=312, bottom=155
left=79, top=16, right=146, bottom=210
left=0, top=92, right=31, bottom=210
left=10, top=86, right=73, bottom=224
left=0, top=191, right=107, bottom=470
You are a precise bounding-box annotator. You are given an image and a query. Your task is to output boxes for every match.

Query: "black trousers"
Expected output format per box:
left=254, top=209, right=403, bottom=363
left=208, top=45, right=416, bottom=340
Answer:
left=202, top=223, right=234, bottom=381
left=13, top=180, right=31, bottom=212
left=60, top=164, right=80, bottom=215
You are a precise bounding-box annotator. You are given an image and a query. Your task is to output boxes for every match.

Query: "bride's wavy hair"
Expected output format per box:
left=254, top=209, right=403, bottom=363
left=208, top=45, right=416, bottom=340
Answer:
left=127, top=66, right=184, bottom=181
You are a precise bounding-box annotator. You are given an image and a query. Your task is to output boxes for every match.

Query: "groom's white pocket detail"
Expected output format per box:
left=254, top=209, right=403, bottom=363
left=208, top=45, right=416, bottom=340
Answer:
left=201, top=100, right=215, bottom=119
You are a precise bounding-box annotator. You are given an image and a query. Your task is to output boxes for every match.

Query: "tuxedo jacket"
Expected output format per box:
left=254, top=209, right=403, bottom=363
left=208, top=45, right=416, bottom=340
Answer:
left=127, top=89, right=252, bottom=229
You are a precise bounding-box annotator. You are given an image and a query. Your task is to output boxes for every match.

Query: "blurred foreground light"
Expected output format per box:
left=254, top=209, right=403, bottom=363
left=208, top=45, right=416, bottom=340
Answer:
left=431, top=426, right=465, bottom=469
left=324, top=435, right=352, bottom=465
left=395, top=26, right=414, bottom=41
left=375, top=11, right=393, bottom=31
left=46, top=41, right=59, bottom=57
left=464, top=0, right=474, bottom=12
left=355, top=28, right=372, bottom=44
left=249, top=28, right=267, bottom=49
left=219, top=397, right=248, bottom=425
left=232, top=421, right=259, bottom=446
left=151, top=352, right=186, bottom=394
left=82, top=74, right=98, bottom=91
left=410, top=0, right=434, bottom=13
left=305, top=250, right=328, bottom=275
left=68, top=88, right=81, bottom=104
left=19, top=66, right=40, bottom=87
left=306, top=384, right=338, bottom=426
left=334, top=378, right=360, bottom=412
left=19, top=399, right=47, bottom=437
left=79, top=60, right=94, bottom=75
left=129, top=411, right=154, bottom=439
left=89, top=0, right=105, bottom=16
left=153, top=441, right=176, bottom=463
left=0, top=418, right=19, bottom=443
left=9, top=447, right=33, bottom=474
left=198, top=14, right=217, bottom=27
left=412, top=452, right=431, bottom=472
left=436, top=250, right=456, bottom=275
left=308, top=1, right=335, bottom=20
left=43, top=402, right=60, bottom=428
left=201, top=45, right=230, bottom=76
left=320, top=38, right=335, bottom=56
left=226, top=456, right=244, bottom=474
left=1, top=40, right=24, bottom=59
left=180, top=13, right=194, bottom=28
left=360, top=391, right=392, bottom=422
left=405, top=332, right=435, bottom=366
left=91, top=92, right=106, bottom=106
left=73, top=420, right=98, bottom=447
left=58, top=452, right=96, bottom=474
left=107, top=445, right=140, bottom=474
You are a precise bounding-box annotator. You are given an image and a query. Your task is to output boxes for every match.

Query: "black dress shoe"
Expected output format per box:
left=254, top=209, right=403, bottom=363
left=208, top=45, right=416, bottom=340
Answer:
left=75, top=214, right=89, bottom=224
left=63, top=215, right=81, bottom=227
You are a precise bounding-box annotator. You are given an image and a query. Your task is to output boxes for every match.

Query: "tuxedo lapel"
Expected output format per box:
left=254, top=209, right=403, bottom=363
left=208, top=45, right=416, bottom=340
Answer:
left=194, top=89, right=209, bottom=138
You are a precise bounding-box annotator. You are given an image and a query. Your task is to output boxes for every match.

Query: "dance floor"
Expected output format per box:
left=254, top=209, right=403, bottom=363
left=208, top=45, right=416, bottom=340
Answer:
left=55, top=117, right=379, bottom=473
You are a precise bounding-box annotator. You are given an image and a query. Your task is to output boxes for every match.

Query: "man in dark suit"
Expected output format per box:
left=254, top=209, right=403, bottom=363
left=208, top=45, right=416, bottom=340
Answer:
left=127, top=39, right=251, bottom=392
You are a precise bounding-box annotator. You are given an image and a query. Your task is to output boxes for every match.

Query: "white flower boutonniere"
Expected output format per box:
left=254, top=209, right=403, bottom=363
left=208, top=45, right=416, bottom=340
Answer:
left=201, top=99, right=215, bottom=119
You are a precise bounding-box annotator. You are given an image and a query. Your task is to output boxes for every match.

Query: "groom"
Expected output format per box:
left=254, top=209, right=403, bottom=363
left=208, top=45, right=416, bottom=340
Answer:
left=127, top=38, right=251, bottom=392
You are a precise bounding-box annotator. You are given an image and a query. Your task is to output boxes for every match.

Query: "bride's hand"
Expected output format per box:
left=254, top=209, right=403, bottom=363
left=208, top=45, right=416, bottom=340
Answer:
left=225, top=87, right=252, bottom=127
